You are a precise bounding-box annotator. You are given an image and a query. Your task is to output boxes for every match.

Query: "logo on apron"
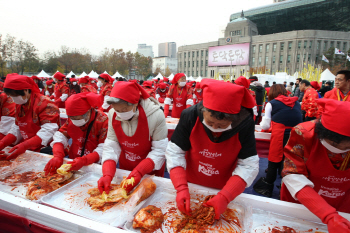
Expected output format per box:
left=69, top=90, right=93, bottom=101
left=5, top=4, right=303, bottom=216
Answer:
left=199, top=149, right=222, bottom=159
left=198, top=161, right=220, bottom=176
left=175, top=97, right=182, bottom=102
left=77, top=137, right=85, bottom=143
left=20, top=130, right=28, bottom=140
left=318, top=186, right=346, bottom=199
left=18, top=122, right=27, bottom=127
left=322, top=176, right=350, bottom=183
left=125, top=151, right=142, bottom=161
left=121, top=141, right=139, bottom=148
left=77, top=147, right=91, bottom=157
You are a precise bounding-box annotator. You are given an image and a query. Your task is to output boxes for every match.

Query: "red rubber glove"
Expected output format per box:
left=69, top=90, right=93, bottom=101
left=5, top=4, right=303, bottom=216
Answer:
left=54, top=99, right=62, bottom=106
left=158, top=97, right=164, bottom=103
left=0, top=133, right=5, bottom=141
left=50, top=95, right=55, bottom=100
left=44, top=143, right=65, bottom=175
left=0, top=133, right=17, bottom=151
left=296, top=186, right=350, bottom=233
left=67, top=151, right=100, bottom=171
left=6, top=136, right=42, bottom=161
left=170, top=166, right=191, bottom=216
left=164, top=104, right=170, bottom=117
left=98, top=160, right=116, bottom=194
left=122, top=158, right=155, bottom=193
left=204, top=175, right=246, bottom=220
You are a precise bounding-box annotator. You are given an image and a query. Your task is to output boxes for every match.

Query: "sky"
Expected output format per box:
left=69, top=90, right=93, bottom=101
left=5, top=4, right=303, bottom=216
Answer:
left=1, top=0, right=271, bottom=58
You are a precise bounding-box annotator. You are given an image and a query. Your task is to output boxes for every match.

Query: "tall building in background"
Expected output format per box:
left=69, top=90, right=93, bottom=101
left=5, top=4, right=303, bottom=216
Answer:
left=158, top=42, right=177, bottom=58
left=137, top=44, right=154, bottom=58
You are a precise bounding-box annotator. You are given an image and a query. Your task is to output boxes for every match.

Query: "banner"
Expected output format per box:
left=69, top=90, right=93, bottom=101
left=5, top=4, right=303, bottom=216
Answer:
left=208, top=43, right=250, bottom=67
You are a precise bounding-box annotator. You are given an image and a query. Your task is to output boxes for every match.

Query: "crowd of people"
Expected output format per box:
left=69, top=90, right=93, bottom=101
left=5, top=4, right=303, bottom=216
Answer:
left=0, top=70, right=349, bottom=232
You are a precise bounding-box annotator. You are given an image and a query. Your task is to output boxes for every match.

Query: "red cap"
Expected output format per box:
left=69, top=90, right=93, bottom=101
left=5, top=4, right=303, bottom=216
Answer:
left=66, top=92, right=103, bottom=116
left=159, top=83, right=167, bottom=89
left=110, top=81, right=150, bottom=104
left=163, top=77, right=169, bottom=82
left=5, top=73, right=40, bottom=93
left=70, top=78, right=77, bottom=82
left=235, top=76, right=250, bottom=89
left=143, top=81, right=152, bottom=88
left=195, top=82, right=201, bottom=88
left=317, top=99, right=350, bottom=137
left=99, top=73, right=112, bottom=83
left=200, top=79, right=256, bottom=114
left=54, top=72, right=66, bottom=81
left=172, top=73, right=185, bottom=84
left=46, top=80, right=54, bottom=85
left=310, top=81, right=321, bottom=91
left=31, top=76, right=41, bottom=81
left=78, top=76, right=89, bottom=84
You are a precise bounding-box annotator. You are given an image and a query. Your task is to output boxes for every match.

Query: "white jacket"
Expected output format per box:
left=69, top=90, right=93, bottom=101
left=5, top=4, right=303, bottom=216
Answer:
left=102, top=97, right=168, bottom=171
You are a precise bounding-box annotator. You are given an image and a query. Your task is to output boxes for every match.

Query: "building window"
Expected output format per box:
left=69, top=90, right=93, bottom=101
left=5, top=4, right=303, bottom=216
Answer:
left=252, top=45, right=256, bottom=53
left=205, top=70, right=208, bottom=77
left=192, top=51, right=195, bottom=57
left=201, top=50, right=203, bottom=56
left=297, top=54, right=300, bottom=63
left=317, top=41, right=321, bottom=50
left=266, top=44, right=270, bottom=52
left=309, top=41, right=312, bottom=49
left=252, top=57, right=255, bottom=65
left=184, top=53, right=186, bottom=58
left=337, top=41, right=341, bottom=49
left=265, top=56, right=268, bottom=65
left=196, top=71, right=198, bottom=76
left=308, top=54, right=311, bottom=62
left=179, top=62, right=181, bottom=68
left=197, top=51, right=199, bottom=57
left=315, top=54, right=319, bottom=62
left=298, top=41, right=301, bottom=49
left=188, top=61, right=190, bottom=67
left=188, top=52, right=190, bottom=57
left=288, top=42, right=292, bottom=50
left=184, top=62, right=186, bottom=68
left=206, top=60, right=208, bottom=66
left=330, top=41, right=334, bottom=48
left=259, top=45, right=263, bottom=53
left=273, top=56, right=276, bottom=63
left=230, top=30, right=241, bottom=36
left=343, top=42, right=347, bottom=51
left=287, top=55, right=291, bottom=63
left=258, top=56, right=262, bottom=65
left=201, top=71, right=203, bottom=76
left=273, top=44, right=277, bottom=52
left=280, top=43, right=284, bottom=51
left=192, top=61, right=194, bottom=67
left=280, top=55, right=283, bottom=63
left=201, top=60, right=203, bottom=67
left=206, top=50, right=208, bottom=56
left=324, top=41, right=328, bottom=50
left=192, top=71, right=194, bottom=76
left=303, top=54, right=306, bottom=62
left=304, top=41, right=307, bottom=49
left=196, top=61, right=198, bottom=66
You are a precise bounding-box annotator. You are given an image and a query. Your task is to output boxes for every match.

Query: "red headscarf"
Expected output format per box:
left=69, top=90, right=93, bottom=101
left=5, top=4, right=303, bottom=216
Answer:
left=195, top=82, right=201, bottom=89
left=110, top=81, right=150, bottom=104
left=99, top=73, right=112, bottom=83
left=70, top=78, right=77, bottom=82
left=5, top=73, right=40, bottom=93
left=310, top=81, right=321, bottom=91
left=200, top=79, right=256, bottom=114
left=31, top=76, right=41, bottom=81
left=317, top=99, right=350, bottom=137
left=78, top=76, right=89, bottom=84
left=54, top=72, right=66, bottom=81
left=159, top=83, right=167, bottom=89
left=172, top=73, right=185, bottom=84
left=66, top=92, right=103, bottom=116
left=143, top=81, right=152, bottom=88
left=46, top=80, right=54, bottom=86
left=274, top=95, right=298, bottom=108
left=130, top=80, right=138, bottom=83
left=163, top=77, right=169, bottom=82
left=235, top=76, right=250, bottom=89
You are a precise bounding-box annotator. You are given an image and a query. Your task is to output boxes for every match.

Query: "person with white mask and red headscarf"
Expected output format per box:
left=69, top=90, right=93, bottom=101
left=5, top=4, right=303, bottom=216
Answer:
left=281, top=99, right=350, bottom=233
left=50, top=72, right=69, bottom=108
left=97, top=81, right=168, bottom=194
left=165, top=79, right=259, bottom=219
left=0, top=74, right=60, bottom=160
left=98, top=73, right=113, bottom=113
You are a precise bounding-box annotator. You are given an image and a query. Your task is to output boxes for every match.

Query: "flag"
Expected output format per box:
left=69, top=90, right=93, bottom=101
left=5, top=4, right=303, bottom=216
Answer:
left=347, top=55, right=350, bottom=62
left=335, top=48, right=345, bottom=55
left=322, top=55, right=329, bottom=63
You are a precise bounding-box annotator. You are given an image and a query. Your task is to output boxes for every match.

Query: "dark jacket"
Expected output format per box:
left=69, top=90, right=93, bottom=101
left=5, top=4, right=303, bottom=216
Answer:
left=319, top=86, right=332, bottom=97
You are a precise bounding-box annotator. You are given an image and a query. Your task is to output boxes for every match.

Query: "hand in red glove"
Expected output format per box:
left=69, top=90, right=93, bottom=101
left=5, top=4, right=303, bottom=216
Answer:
left=158, top=97, right=164, bottom=103
left=296, top=186, right=350, bottom=233
left=0, top=133, right=6, bottom=141
left=204, top=175, right=246, bottom=219
left=170, top=166, right=191, bottom=216
left=122, top=158, right=155, bottom=193
left=6, top=136, right=42, bottom=160
left=97, top=160, right=116, bottom=194
left=67, top=151, right=100, bottom=171
left=44, top=143, right=65, bottom=175
left=0, top=133, right=17, bottom=152
left=164, top=104, right=170, bottom=117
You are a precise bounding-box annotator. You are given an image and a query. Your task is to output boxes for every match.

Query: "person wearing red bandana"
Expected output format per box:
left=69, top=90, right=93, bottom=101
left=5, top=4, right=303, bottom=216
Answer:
left=253, top=84, right=302, bottom=197
left=89, top=78, right=98, bottom=90
left=45, top=80, right=55, bottom=97
left=155, top=82, right=169, bottom=103
left=142, top=81, right=155, bottom=98
left=0, top=91, right=16, bottom=141
left=192, top=82, right=203, bottom=105
left=44, top=93, right=108, bottom=175
left=165, top=79, right=259, bottom=219
left=98, top=73, right=113, bottom=113
left=281, top=99, right=350, bottom=233
left=78, top=76, right=97, bottom=94
left=235, top=76, right=258, bottom=118
left=97, top=81, right=168, bottom=194
left=31, top=76, right=45, bottom=95
left=164, top=73, right=193, bottom=118
left=0, top=74, right=60, bottom=160
left=299, top=80, right=319, bottom=121
left=51, top=72, right=69, bottom=108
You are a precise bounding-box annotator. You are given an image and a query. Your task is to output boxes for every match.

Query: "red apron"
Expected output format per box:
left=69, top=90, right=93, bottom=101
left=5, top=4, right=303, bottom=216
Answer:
left=54, top=83, right=66, bottom=108
left=281, top=137, right=350, bottom=213
left=16, top=94, right=42, bottom=152
left=171, top=86, right=188, bottom=118
left=67, top=110, right=99, bottom=159
left=112, top=105, right=165, bottom=177
left=267, top=121, right=292, bottom=163
left=185, top=118, right=242, bottom=189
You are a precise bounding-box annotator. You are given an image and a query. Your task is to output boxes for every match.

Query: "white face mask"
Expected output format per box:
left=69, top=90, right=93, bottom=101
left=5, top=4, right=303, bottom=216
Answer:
left=160, top=89, right=166, bottom=92
left=97, top=81, right=103, bottom=87
left=11, top=96, right=28, bottom=105
left=179, top=82, right=186, bottom=87
left=321, top=139, right=350, bottom=154
left=91, top=81, right=95, bottom=83
left=48, top=85, right=52, bottom=88
left=71, top=118, right=87, bottom=127
left=197, top=89, right=202, bottom=92
left=202, top=120, right=232, bottom=133
left=117, top=108, right=136, bottom=121
left=80, top=84, right=83, bottom=88
left=73, top=82, right=77, bottom=85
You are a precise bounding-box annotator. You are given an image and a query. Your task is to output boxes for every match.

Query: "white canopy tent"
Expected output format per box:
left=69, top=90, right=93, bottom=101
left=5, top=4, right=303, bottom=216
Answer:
left=103, top=71, right=110, bottom=75
left=66, top=71, right=76, bottom=78
left=254, top=73, right=296, bottom=85
left=218, top=75, right=224, bottom=81
left=153, top=73, right=164, bottom=80
left=112, top=71, right=124, bottom=79
left=320, top=68, right=336, bottom=82
left=36, top=70, right=51, bottom=78
left=167, top=73, right=174, bottom=82
left=188, top=76, right=196, bottom=81
left=79, top=71, right=87, bottom=78
left=195, top=76, right=202, bottom=82
left=88, top=70, right=99, bottom=78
